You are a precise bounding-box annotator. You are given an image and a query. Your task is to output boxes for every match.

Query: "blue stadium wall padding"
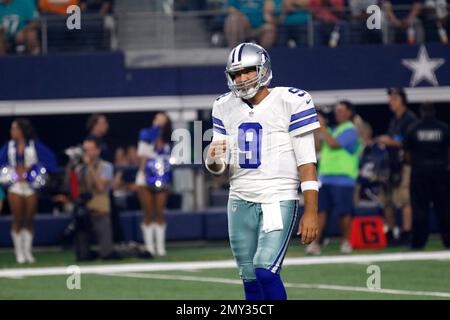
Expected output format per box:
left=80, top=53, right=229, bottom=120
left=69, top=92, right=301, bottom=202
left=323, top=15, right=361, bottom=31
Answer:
left=0, top=52, right=127, bottom=100
left=203, top=212, right=228, bottom=240
left=0, top=206, right=440, bottom=247
left=1, top=44, right=450, bottom=101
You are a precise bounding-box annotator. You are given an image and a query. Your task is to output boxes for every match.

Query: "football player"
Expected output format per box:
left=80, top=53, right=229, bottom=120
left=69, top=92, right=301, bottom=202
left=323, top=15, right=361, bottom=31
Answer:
left=205, top=43, right=319, bottom=300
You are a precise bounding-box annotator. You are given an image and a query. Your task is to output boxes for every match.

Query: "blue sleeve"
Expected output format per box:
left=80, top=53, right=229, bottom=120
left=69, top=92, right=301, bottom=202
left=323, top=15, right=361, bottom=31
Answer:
left=139, top=126, right=160, bottom=143
left=0, top=144, right=8, bottom=166
left=336, top=128, right=359, bottom=154
left=35, top=141, right=58, bottom=172
left=392, top=134, right=404, bottom=143
left=101, top=162, right=114, bottom=181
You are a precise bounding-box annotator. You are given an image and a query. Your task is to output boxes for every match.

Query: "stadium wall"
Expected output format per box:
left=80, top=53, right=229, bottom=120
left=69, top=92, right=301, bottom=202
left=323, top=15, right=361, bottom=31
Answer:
left=0, top=208, right=440, bottom=247
left=0, top=44, right=449, bottom=102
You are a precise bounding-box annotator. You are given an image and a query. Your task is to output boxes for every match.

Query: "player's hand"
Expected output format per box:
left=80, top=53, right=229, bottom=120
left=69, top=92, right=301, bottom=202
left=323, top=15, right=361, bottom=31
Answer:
left=83, top=153, right=94, bottom=166
left=297, top=211, right=319, bottom=245
left=207, top=140, right=227, bottom=164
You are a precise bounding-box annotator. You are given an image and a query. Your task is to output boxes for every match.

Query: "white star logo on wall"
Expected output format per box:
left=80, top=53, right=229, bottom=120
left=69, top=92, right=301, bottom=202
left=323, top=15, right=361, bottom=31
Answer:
left=402, top=46, right=445, bottom=87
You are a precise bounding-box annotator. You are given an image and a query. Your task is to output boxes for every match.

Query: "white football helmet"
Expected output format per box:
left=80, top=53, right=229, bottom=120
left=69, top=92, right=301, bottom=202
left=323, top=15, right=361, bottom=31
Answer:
left=225, top=43, right=272, bottom=99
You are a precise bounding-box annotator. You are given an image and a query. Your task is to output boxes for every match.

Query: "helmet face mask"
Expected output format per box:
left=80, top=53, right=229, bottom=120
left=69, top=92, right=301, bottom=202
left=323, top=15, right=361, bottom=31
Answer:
left=225, top=43, right=272, bottom=99
left=225, top=66, right=260, bottom=99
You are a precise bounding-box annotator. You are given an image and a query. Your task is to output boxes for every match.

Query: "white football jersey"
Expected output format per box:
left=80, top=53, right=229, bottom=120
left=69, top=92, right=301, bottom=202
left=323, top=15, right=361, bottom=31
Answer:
left=211, top=86, right=320, bottom=203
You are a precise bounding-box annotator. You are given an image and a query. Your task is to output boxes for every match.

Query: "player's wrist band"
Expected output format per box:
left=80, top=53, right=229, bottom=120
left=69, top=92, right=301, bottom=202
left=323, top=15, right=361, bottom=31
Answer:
left=205, top=157, right=226, bottom=175
left=301, top=181, right=319, bottom=192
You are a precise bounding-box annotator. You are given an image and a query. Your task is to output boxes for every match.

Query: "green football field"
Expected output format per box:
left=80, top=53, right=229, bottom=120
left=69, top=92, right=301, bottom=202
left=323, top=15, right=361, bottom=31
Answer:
left=1, top=237, right=449, bottom=300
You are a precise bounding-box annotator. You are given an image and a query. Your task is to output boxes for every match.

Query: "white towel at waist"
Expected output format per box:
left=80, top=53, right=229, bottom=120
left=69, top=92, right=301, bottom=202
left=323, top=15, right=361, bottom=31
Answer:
left=261, top=202, right=283, bottom=233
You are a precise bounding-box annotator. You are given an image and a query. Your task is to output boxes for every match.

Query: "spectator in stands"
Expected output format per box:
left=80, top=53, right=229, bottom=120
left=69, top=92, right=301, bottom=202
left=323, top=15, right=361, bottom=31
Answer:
left=224, top=0, right=278, bottom=48
left=420, top=0, right=449, bottom=44
left=136, top=113, right=172, bottom=257
left=0, top=119, right=57, bottom=264
left=375, top=88, right=417, bottom=246
left=353, top=113, right=370, bottom=148
left=111, top=145, right=140, bottom=214
left=39, top=0, right=79, bottom=15
left=0, top=0, right=40, bottom=55
left=268, top=0, right=311, bottom=47
left=356, top=123, right=390, bottom=206
left=308, top=101, right=361, bottom=255
left=126, top=145, right=139, bottom=167
left=114, top=147, right=127, bottom=166
left=112, top=147, right=128, bottom=191
left=113, top=147, right=138, bottom=191
left=74, top=136, right=119, bottom=259
left=309, top=0, right=349, bottom=46
left=349, top=0, right=382, bottom=44
left=86, top=113, right=111, bottom=162
left=80, top=0, right=113, bottom=15
left=382, top=0, right=423, bottom=44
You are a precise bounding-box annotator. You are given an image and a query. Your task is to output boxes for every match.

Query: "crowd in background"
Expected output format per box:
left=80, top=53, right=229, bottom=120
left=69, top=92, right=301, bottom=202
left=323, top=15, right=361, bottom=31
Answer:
left=305, top=88, right=450, bottom=254
left=0, top=0, right=449, bottom=261
left=221, top=0, right=450, bottom=48
left=0, top=112, right=174, bottom=262
left=0, top=0, right=113, bottom=55
left=0, top=88, right=450, bottom=261
left=0, top=0, right=449, bottom=55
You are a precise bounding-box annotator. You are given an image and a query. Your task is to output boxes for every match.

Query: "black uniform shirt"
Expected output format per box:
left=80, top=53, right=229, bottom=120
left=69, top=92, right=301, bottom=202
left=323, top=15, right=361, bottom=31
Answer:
left=387, top=109, right=418, bottom=147
left=404, top=116, right=450, bottom=172
left=386, top=109, right=418, bottom=178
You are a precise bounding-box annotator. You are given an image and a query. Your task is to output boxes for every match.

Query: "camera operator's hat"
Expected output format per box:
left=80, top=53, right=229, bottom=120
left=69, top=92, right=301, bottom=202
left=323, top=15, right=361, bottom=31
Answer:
left=387, top=87, right=408, bottom=105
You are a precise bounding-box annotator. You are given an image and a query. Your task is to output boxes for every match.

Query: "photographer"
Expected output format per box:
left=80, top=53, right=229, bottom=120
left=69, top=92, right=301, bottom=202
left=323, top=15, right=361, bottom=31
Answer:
left=375, top=88, right=417, bottom=246
left=72, top=136, right=118, bottom=260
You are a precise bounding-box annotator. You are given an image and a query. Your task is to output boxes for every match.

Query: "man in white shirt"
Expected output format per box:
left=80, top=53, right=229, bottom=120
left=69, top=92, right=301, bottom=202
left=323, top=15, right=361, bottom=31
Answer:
left=205, top=42, right=319, bottom=300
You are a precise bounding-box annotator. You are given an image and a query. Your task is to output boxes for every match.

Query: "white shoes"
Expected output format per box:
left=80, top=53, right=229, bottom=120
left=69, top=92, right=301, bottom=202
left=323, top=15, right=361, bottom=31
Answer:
left=22, top=230, right=36, bottom=263
left=11, top=229, right=35, bottom=264
left=141, top=223, right=156, bottom=255
left=305, top=241, right=322, bottom=255
left=305, top=240, right=353, bottom=255
left=11, top=231, right=26, bottom=264
left=141, top=223, right=167, bottom=256
left=340, top=240, right=353, bottom=254
left=154, top=223, right=167, bottom=256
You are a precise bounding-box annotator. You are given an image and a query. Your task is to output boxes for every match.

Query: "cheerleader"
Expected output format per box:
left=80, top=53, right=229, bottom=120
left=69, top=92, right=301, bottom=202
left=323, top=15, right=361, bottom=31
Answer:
left=0, top=119, right=57, bottom=264
left=136, top=113, right=172, bottom=257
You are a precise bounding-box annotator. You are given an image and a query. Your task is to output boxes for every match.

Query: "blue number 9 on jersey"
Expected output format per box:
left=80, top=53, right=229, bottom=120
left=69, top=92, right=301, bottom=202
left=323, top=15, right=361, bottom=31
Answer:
left=238, top=122, right=262, bottom=169
left=288, top=87, right=306, bottom=97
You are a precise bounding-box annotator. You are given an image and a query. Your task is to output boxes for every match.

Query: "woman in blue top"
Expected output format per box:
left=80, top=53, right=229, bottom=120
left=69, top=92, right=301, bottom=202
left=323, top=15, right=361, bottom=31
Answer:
left=0, top=119, right=57, bottom=264
left=136, top=113, right=173, bottom=257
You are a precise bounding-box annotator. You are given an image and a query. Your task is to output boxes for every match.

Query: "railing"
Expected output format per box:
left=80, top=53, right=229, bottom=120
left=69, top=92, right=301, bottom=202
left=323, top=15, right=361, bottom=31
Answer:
left=116, top=4, right=450, bottom=52
left=2, top=4, right=449, bottom=56
left=39, top=13, right=118, bottom=54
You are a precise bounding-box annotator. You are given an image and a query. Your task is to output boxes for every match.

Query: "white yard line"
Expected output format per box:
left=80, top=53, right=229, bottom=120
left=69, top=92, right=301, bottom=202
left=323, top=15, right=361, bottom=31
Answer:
left=0, top=250, right=450, bottom=278
left=103, top=272, right=450, bottom=298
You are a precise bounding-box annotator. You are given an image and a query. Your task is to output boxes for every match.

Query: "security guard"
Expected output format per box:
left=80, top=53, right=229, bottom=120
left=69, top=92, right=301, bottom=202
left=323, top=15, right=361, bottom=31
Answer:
left=404, top=103, right=450, bottom=249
